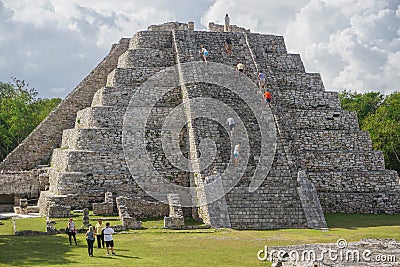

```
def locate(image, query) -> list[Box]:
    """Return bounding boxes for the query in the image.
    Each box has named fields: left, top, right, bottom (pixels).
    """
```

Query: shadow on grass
left=95, top=254, right=141, bottom=259
left=325, top=213, right=400, bottom=229
left=0, top=235, right=75, bottom=266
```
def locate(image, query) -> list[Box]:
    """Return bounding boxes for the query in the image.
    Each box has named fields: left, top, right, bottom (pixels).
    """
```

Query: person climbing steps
left=263, top=90, right=272, bottom=107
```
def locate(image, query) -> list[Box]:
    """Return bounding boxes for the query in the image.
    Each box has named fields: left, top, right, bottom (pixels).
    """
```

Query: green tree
left=339, top=90, right=384, bottom=127
left=0, top=79, right=61, bottom=161
left=362, top=92, right=400, bottom=172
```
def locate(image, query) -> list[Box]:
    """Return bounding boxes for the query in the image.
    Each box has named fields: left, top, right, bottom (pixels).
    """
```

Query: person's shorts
left=229, top=124, right=235, bottom=131
left=226, top=44, right=232, bottom=50
left=259, top=78, right=265, bottom=85
left=105, top=240, right=114, bottom=248
left=204, top=51, right=209, bottom=57
left=238, top=69, right=243, bottom=72
left=234, top=152, right=239, bottom=158
left=265, top=98, right=271, bottom=104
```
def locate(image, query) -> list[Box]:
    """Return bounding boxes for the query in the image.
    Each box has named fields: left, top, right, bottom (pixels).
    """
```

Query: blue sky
left=0, top=0, right=399, bottom=98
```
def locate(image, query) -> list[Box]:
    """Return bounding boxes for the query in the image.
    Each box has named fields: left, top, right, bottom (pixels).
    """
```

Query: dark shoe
left=112, top=252, right=116, bottom=255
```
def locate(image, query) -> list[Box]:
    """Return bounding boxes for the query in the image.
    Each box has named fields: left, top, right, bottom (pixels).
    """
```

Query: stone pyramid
left=1, top=21, right=399, bottom=229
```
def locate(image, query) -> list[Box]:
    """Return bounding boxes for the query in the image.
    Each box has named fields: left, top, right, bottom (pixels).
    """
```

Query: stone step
left=62, top=127, right=188, bottom=152
left=223, top=171, right=306, bottom=229
left=279, top=109, right=359, bottom=130
left=92, top=86, right=135, bottom=107
left=50, top=147, right=189, bottom=180
left=289, top=130, right=372, bottom=151
left=307, top=170, right=400, bottom=193
left=268, top=72, right=325, bottom=91
left=47, top=169, right=143, bottom=196
left=255, top=54, right=305, bottom=73
left=75, top=106, right=126, bottom=129
left=299, top=151, right=385, bottom=172
left=61, top=128, right=122, bottom=151
left=274, top=90, right=341, bottom=110
left=117, top=48, right=175, bottom=68
left=247, top=33, right=287, bottom=54
left=129, top=30, right=173, bottom=50
left=318, top=191, right=400, bottom=214
left=75, top=105, right=185, bottom=129
left=173, top=30, right=258, bottom=79
left=92, top=85, right=183, bottom=108
left=50, top=149, right=129, bottom=173
left=106, top=67, right=168, bottom=87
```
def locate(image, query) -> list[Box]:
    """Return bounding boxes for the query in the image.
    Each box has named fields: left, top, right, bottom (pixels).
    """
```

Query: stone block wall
left=208, top=22, right=250, bottom=33
left=289, top=130, right=372, bottom=151
left=0, top=171, right=39, bottom=197
left=130, top=31, right=173, bottom=49
left=116, top=196, right=169, bottom=219
left=148, top=22, right=192, bottom=31
left=268, top=73, right=325, bottom=91
left=282, top=110, right=359, bottom=130
left=61, top=129, right=122, bottom=151
left=247, top=33, right=287, bottom=54
left=300, top=151, right=385, bottom=172
left=274, top=90, right=341, bottom=110
left=308, top=170, right=400, bottom=193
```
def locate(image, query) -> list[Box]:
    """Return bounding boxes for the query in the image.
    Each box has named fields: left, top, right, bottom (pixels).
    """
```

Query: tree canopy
left=0, top=79, right=61, bottom=161
left=339, top=90, right=400, bottom=173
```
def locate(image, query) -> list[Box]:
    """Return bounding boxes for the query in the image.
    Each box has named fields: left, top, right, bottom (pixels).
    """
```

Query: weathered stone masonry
left=1, top=21, right=399, bottom=229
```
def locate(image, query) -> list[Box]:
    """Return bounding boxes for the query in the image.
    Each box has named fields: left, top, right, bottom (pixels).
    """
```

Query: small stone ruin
left=164, top=194, right=185, bottom=229
left=93, top=192, right=114, bottom=215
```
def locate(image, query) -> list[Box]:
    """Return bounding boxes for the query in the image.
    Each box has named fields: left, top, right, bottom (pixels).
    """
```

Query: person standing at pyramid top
left=224, top=14, right=230, bottom=32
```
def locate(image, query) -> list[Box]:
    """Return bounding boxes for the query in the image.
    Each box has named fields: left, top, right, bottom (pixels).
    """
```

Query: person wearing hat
left=67, top=218, right=77, bottom=245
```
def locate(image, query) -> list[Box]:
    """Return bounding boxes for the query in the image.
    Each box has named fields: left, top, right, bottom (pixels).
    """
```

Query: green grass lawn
left=0, top=213, right=399, bottom=267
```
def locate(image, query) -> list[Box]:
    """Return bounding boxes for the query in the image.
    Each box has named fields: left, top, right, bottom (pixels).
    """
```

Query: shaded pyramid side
left=0, top=38, right=130, bottom=171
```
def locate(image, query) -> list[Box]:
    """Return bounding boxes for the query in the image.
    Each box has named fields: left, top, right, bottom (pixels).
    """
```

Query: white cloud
left=201, top=0, right=310, bottom=34
left=0, top=0, right=175, bottom=98
left=0, top=0, right=399, bottom=98
left=285, top=0, right=400, bottom=93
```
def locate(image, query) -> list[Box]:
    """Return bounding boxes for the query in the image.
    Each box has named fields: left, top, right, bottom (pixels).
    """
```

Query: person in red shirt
left=263, top=91, right=272, bottom=106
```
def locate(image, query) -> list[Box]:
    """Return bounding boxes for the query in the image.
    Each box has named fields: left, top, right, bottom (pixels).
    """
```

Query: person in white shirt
left=103, top=222, right=116, bottom=255
left=200, top=45, right=209, bottom=62
left=67, top=218, right=77, bottom=245
left=226, top=117, right=235, bottom=135
left=234, top=144, right=240, bottom=165
left=224, top=14, right=230, bottom=32
left=236, top=62, right=245, bottom=75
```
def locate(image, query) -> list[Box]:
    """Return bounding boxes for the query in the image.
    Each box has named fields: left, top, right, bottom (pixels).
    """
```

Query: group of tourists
left=66, top=218, right=116, bottom=257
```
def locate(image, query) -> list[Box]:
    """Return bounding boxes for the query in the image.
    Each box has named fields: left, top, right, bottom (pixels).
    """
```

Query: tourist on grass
left=94, top=219, right=105, bottom=248
left=85, top=226, right=95, bottom=257
left=103, top=222, right=116, bottom=255
left=67, top=218, right=77, bottom=245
